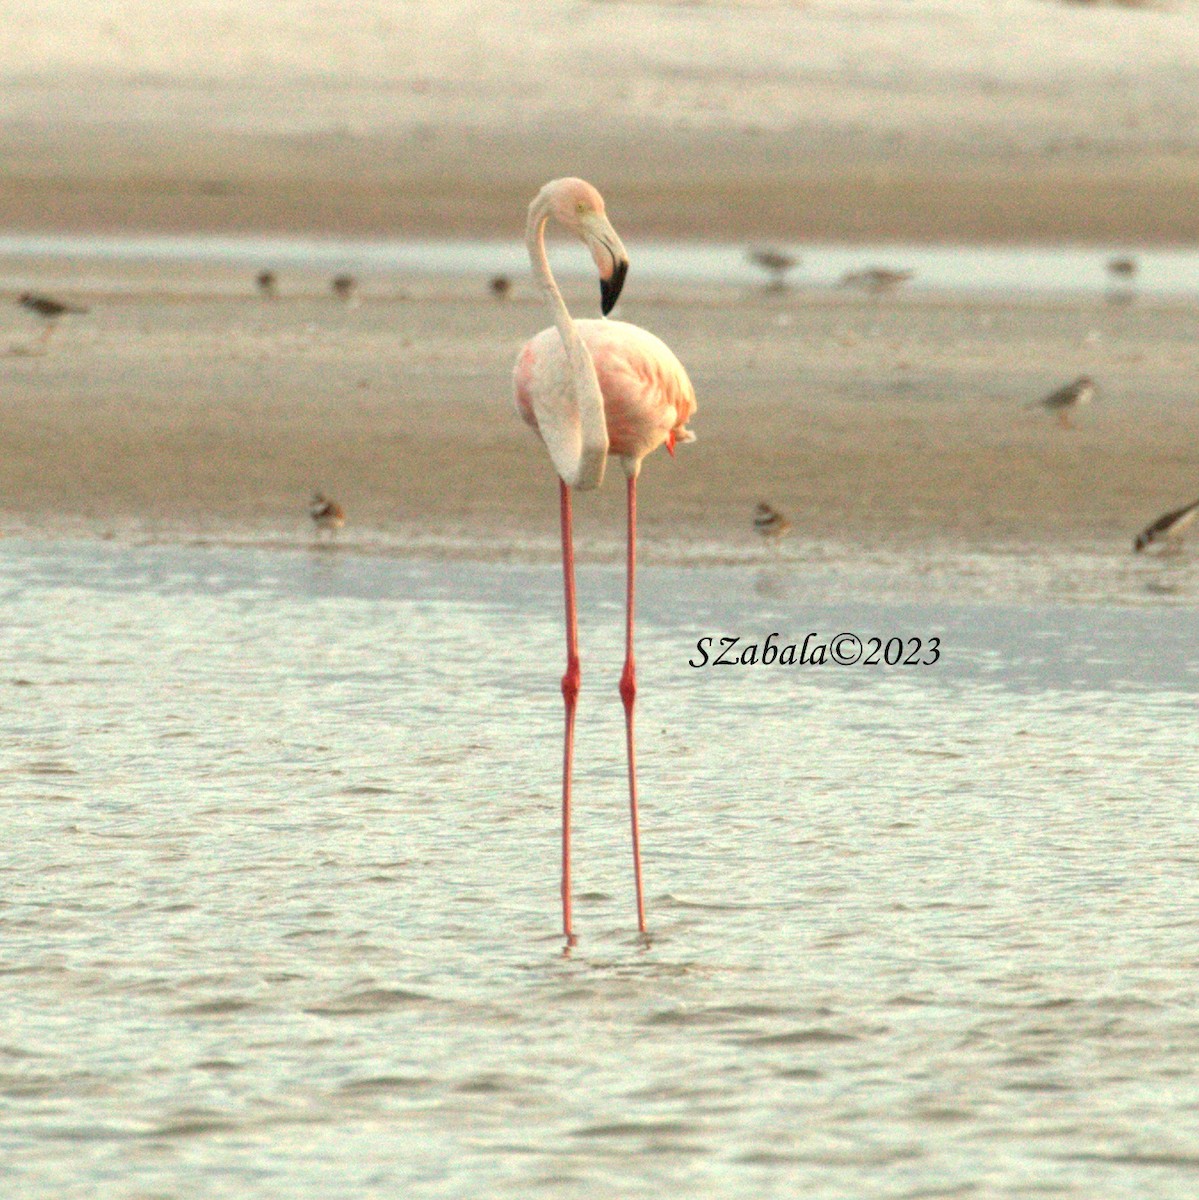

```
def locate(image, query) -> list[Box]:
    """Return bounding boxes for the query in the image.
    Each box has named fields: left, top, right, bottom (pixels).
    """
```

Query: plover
left=19, top=292, right=88, bottom=320
left=17, top=292, right=89, bottom=347
left=748, top=247, right=799, bottom=291
left=1106, top=255, right=1138, bottom=305
left=1134, top=497, right=1199, bottom=554
left=309, top=492, right=346, bottom=539
left=1035, top=376, right=1095, bottom=428
left=839, top=268, right=913, bottom=295
left=753, top=501, right=792, bottom=541
left=256, top=270, right=278, bottom=299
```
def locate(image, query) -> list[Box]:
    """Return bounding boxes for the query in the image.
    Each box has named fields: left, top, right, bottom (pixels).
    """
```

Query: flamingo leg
left=559, top=479, right=580, bottom=945
left=620, top=474, right=647, bottom=934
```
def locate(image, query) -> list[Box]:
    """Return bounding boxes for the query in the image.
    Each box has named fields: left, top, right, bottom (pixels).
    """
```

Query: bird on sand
left=18, top=292, right=88, bottom=320
left=256, top=270, right=278, bottom=299
left=748, top=247, right=799, bottom=291
left=331, top=274, right=358, bottom=304
left=1134, top=497, right=1199, bottom=554
left=1034, top=376, right=1095, bottom=428
left=18, top=292, right=88, bottom=347
left=513, top=178, right=697, bottom=943
left=309, top=492, right=346, bottom=539
left=1105, top=255, right=1138, bottom=306
left=753, top=502, right=791, bottom=541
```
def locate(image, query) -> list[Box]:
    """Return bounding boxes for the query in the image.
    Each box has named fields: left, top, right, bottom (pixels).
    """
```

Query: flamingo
left=513, top=178, right=697, bottom=943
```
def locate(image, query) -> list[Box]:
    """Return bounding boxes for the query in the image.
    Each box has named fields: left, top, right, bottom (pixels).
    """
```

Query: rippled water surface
left=2, top=541, right=1197, bottom=1198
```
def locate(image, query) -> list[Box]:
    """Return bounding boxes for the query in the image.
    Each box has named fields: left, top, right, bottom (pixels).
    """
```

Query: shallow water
left=2, top=540, right=1197, bottom=1198
left=0, top=233, right=1195, bottom=299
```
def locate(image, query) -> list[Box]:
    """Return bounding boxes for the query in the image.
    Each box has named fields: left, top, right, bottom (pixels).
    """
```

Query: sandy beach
left=1, top=274, right=1196, bottom=570
left=2, top=0, right=1199, bottom=578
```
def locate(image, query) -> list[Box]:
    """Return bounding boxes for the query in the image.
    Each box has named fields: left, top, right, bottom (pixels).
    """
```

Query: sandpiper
left=748, top=247, right=799, bottom=291
left=1035, top=376, right=1095, bottom=428
left=17, top=292, right=89, bottom=347
left=19, top=292, right=88, bottom=320
left=1106, top=256, right=1138, bottom=305
left=309, top=492, right=346, bottom=539
left=1134, top=497, right=1199, bottom=554
left=753, top=501, right=792, bottom=541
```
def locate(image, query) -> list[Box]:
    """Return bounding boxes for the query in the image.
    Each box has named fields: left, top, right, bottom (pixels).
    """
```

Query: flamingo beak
left=665, top=429, right=676, bottom=457
left=585, top=214, right=629, bottom=315
left=601, top=257, right=628, bottom=315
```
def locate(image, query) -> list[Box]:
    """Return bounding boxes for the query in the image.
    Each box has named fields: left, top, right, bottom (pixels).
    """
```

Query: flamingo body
left=515, top=319, right=696, bottom=472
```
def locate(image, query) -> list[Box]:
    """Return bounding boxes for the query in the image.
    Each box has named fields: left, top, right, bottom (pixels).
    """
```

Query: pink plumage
left=515, top=319, right=695, bottom=468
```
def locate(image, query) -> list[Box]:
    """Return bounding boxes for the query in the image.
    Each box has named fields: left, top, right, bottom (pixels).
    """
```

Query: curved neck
left=526, top=189, right=609, bottom=491
left=527, top=195, right=587, bottom=373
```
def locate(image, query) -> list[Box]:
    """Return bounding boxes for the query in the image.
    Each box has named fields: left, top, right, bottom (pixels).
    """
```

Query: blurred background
left=2, top=0, right=1198, bottom=243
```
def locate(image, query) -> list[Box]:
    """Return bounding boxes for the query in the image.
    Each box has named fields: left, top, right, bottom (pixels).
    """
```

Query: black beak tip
left=601, top=259, right=629, bottom=316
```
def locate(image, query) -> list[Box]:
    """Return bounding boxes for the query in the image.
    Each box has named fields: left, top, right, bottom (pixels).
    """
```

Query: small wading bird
left=514, top=178, right=696, bottom=943
left=748, top=247, right=799, bottom=291
left=309, top=492, right=346, bottom=540
left=256, top=270, right=278, bottom=299
left=1034, top=375, right=1095, bottom=428
left=1134, top=497, right=1199, bottom=554
left=1106, top=255, right=1138, bottom=306
left=331, top=274, right=358, bottom=304
left=17, top=292, right=88, bottom=347
left=489, top=274, right=512, bottom=300
left=753, top=501, right=791, bottom=541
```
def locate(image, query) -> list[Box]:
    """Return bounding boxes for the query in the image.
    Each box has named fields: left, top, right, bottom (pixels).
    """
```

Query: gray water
left=1, top=233, right=1196, bottom=298
left=2, top=540, right=1197, bottom=1198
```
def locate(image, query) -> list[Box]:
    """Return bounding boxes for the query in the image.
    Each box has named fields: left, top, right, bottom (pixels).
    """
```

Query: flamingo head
left=544, top=178, right=629, bottom=315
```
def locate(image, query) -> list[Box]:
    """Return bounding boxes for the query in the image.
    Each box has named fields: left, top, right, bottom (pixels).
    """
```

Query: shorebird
left=309, top=492, right=346, bottom=539
left=1035, top=376, right=1095, bottom=428
left=331, top=274, right=358, bottom=304
left=839, top=268, right=913, bottom=295
left=513, top=178, right=696, bottom=943
left=1106, top=255, right=1138, bottom=305
left=753, top=501, right=791, bottom=541
left=17, top=292, right=88, bottom=347
left=1134, top=497, right=1199, bottom=554
left=256, top=270, right=278, bottom=299
left=748, top=247, right=799, bottom=291
left=490, top=274, right=512, bottom=299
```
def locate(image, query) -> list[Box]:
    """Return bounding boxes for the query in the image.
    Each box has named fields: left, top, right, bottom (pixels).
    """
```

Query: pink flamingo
left=514, top=178, right=697, bottom=942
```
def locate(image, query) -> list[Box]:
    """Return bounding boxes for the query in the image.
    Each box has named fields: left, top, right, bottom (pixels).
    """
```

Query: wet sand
left=2, top=272, right=1196, bottom=564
